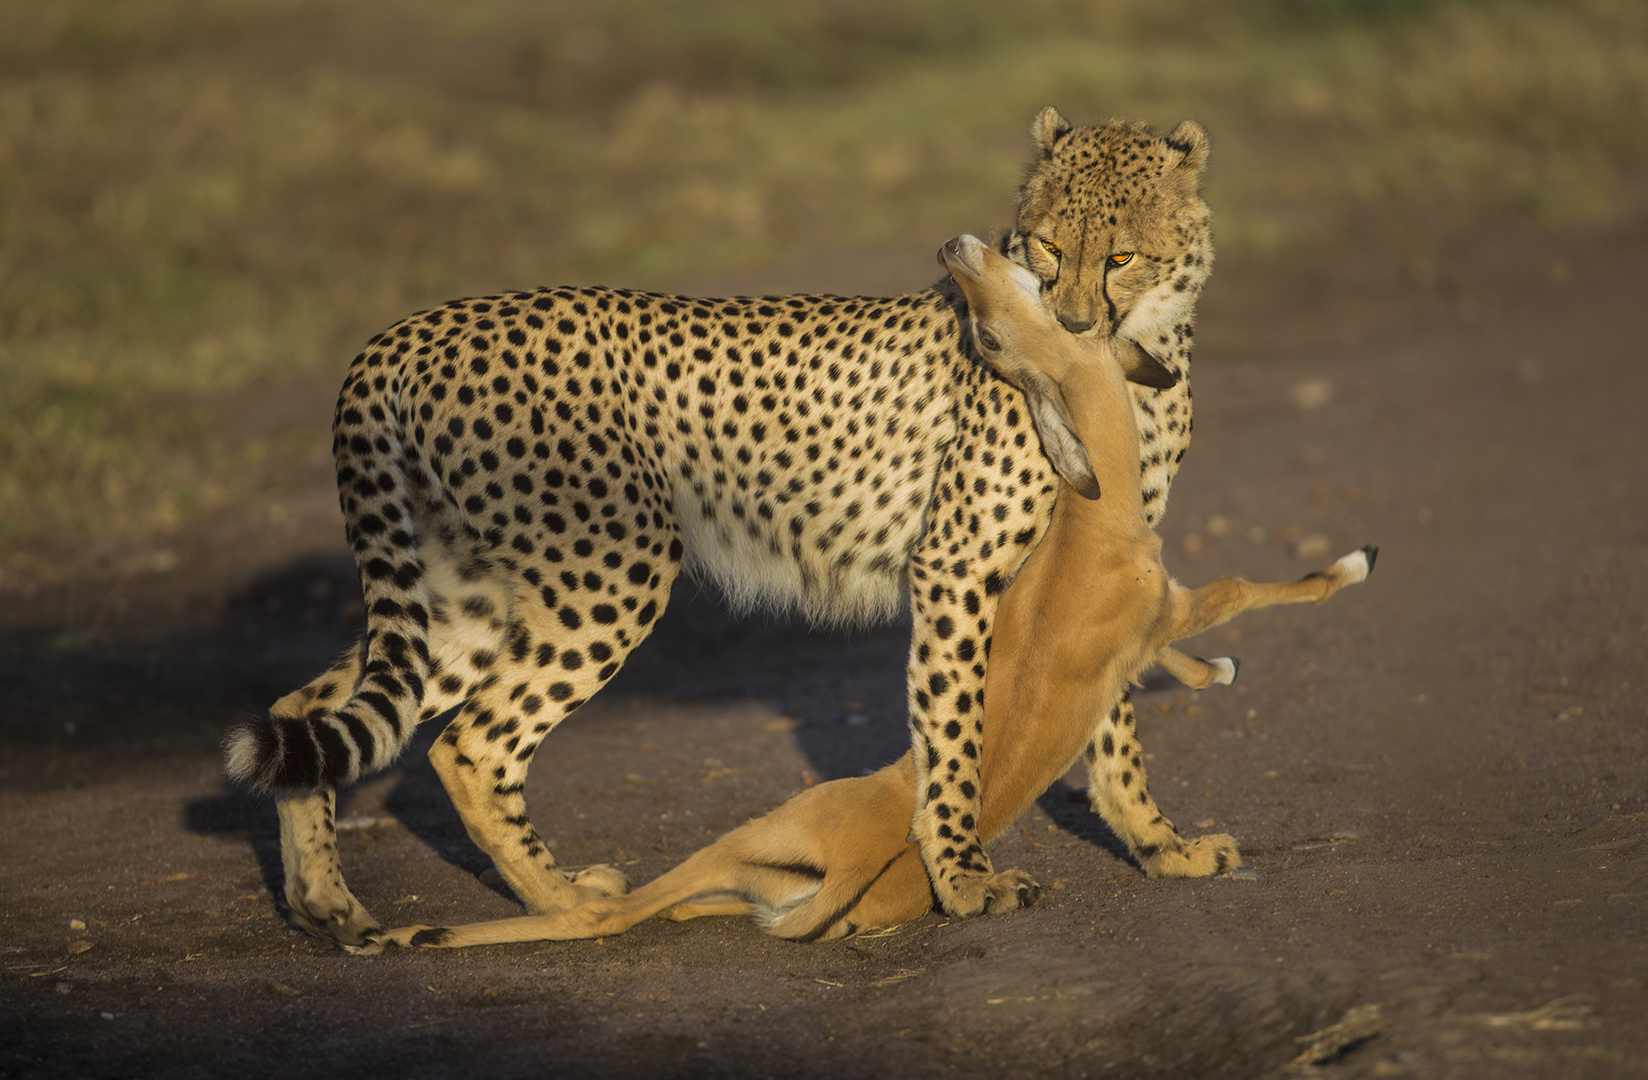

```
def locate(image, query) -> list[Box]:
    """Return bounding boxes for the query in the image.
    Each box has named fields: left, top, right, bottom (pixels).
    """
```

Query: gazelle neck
left=1047, top=342, right=1149, bottom=539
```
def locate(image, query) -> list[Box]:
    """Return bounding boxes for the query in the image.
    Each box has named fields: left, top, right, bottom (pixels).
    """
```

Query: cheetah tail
left=224, top=368, right=433, bottom=792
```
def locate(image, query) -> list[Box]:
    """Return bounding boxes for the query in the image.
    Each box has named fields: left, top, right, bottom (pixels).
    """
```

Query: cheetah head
left=1005, top=108, right=1213, bottom=373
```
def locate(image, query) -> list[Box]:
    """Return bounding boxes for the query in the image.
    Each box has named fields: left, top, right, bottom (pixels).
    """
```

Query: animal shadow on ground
left=182, top=548, right=1148, bottom=919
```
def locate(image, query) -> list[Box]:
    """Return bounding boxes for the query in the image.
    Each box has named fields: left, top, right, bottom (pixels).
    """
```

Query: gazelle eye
left=1038, top=238, right=1062, bottom=258
left=1108, top=252, right=1134, bottom=266
left=977, top=328, right=1001, bottom=351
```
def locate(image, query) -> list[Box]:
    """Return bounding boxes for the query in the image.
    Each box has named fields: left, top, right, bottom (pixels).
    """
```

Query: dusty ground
left=2, top=200, right=1645, bottom=1079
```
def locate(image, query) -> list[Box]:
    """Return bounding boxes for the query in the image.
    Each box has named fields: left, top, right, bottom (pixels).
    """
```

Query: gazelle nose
left=1057, top=314, right=1093, bottom=334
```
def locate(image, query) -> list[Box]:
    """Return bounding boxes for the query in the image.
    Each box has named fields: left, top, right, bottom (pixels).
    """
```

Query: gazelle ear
left=1021, top=370, right=1100, bottom=500
left=1031, top=106, right=1073, bottom=159
left=1119, top=341, right=1179, bottom=389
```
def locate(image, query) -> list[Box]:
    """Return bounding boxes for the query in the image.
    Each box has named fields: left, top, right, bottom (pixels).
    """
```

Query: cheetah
left=224, top=108, right=1217, bottom=947
left=367, top=235, right=1375, bottom=949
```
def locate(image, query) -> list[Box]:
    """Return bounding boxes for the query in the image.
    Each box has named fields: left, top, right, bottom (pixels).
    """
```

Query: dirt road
left=2, top=203, right=1645, bottom=1078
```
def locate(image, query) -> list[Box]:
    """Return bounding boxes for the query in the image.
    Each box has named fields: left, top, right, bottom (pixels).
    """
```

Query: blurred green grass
left=2, top=0, right=1645, bottom=579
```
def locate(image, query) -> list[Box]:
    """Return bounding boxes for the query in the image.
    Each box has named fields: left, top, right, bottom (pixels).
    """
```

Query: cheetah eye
left=976, top=328, right=1001, bottom=351
left=1108, top=252, right=1134, bottom=267
left=1038, top=238, right=1062, bottom=259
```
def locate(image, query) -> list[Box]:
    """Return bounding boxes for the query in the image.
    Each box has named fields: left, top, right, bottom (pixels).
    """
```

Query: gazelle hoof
left=1333, top=546, right=1377, bottom=583
left=1205, top=656, right=1239, bottom=685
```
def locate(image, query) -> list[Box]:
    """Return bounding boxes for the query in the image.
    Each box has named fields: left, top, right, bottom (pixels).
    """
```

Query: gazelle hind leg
left=1082, top=690, right=1241, bottom=878
left=369, top=816, right=834, bottom=950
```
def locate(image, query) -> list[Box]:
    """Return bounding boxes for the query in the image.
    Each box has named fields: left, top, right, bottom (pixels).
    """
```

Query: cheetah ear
left=1021, top=370, right=1101, bottom=500
left=1120, top=340, right=1179, bottom=390
left=1031, top=106, right=1074, bottom=159
left=1164, top=120, right=1210, bottom=177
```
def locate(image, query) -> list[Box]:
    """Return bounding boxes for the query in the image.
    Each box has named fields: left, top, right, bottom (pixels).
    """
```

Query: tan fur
left=370, top=237, right=1374, bottom=950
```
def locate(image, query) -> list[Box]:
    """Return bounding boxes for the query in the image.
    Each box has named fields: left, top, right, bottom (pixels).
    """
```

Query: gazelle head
left=940, top=234, right=1177, bottom=501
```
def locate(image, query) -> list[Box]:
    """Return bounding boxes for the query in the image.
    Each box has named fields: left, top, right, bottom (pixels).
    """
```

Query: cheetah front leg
left=1081, top=689, right=1241, bottom=878
left=903, top=520, right=1049, bottom=915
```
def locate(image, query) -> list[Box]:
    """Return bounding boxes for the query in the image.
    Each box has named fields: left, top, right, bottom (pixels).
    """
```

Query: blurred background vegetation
left=2, top=0, right=1645, bottom=589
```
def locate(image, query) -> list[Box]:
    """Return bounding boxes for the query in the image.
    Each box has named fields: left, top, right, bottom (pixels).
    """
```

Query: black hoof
left=1230, top=657, right=1242, bottom=682
left=1361, top=544, right=1379, bottom=573
left=409, top=927, right=453, bottom=947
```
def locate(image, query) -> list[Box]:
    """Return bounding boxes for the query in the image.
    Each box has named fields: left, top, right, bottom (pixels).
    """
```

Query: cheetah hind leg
left=428, top=709, right=630, bottom=916
left=264, top=643, right=383, bottom=946
left=1081, top=691, right=1241, bottom=879
left=277, top=790, right=383, bottom=947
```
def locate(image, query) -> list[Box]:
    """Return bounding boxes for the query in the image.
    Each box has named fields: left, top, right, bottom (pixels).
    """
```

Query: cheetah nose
left=1057, top=313, right=1094, bottom=334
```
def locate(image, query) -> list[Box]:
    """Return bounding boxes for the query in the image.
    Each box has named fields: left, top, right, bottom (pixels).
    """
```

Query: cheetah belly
left=666, top=435, right=945, bottom=628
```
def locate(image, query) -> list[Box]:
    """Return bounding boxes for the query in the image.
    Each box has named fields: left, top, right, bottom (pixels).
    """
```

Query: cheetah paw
left=569, top=864, right=629, bottom=898
left=501, top=862, right=630, bottom=916
left=936, top=868, right=1042, bottom=918
left=1143, top=833, right=1243, bottom=878
left=520, top=863, right=630, bottom=914
left=285, top=884, right=382, bottom=949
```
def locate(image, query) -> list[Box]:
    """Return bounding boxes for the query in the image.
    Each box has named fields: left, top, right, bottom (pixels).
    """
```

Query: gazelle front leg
left=1154, top=647, right=1238, bottom=690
